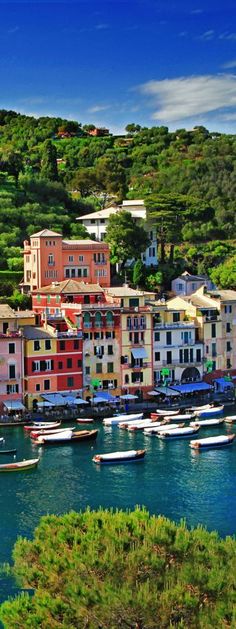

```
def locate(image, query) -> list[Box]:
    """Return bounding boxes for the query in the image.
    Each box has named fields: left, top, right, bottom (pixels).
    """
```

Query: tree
left=40, top=139, right=58, bottom=181
left=132, top=258, right=146, bottom=287
left=70, top=167, right=97, bottom=197
left=1, top=508, right=236, bottom=629
left=209, top=256, right=236, bottom=289
left=105, top=211, right=150, bottom=268
left=125, top=123, right=141, bottom=134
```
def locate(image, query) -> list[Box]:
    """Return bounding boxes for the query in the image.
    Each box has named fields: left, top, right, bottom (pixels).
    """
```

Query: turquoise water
left=0, top=413, right=236, bottom=602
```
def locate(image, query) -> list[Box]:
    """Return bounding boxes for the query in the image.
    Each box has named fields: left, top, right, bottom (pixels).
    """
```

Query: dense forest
left=0, top=110, right=235, bottom=291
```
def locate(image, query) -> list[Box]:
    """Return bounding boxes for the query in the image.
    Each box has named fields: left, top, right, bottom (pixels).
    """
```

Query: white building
left=77, top=200, right=158, bottom=267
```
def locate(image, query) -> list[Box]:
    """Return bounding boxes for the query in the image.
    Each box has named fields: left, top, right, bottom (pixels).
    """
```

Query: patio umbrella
left=147, top=390, right=161, bottom=396
left=73, top=398, right=88, bottom=405
left=120, top=394, right=139, bottom=400
left=93, top=396, right=108, bottom=404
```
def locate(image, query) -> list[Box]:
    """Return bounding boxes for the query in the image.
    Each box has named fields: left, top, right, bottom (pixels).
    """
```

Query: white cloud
left=88, top=104, right=110, bottom=113
left=221, top=59, right=236, bottom=69
left=198, top=30, right=214, bottom=40
left=138, top=74, right=236, bottom=122
left=190, top=8, right=203, bottom=14
left=219, top=32, right=236, bottom=40
left=95, top=23, right=109, bottom=30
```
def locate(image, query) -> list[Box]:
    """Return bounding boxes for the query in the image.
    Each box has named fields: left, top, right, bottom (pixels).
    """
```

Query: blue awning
left=131, top=347, right=148, bottom=359
left=42, top=393, right=68, bottom=406
left=94, top=391, right=118, bottom=402
left=171, top=382, right=213, bottom=394
left=213, top=378, right=234, bottom=391
left=3, top=400, right=25, bottom=411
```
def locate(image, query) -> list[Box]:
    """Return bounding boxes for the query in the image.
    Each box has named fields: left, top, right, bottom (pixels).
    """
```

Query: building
left=77, top=200, right=158, bottom=267
left=87, top=127, right=109, bottom=137
left=22, top=229, right=110, bottom=292
left=0, top=305, right=25, bottom=411
left=171, top=271, right=215, bottom=296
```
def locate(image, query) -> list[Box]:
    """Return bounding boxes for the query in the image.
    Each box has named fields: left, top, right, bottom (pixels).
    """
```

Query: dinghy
left=188, top=403, right=213, bottom=412
left=190, top=434, right=235, bottom=450
left=193, top=405, right=224, bottom=418
left=35, top=429, right=98, bottom=445
left=103, top=413, right=143, bottom=426
left=224, top=416, right=236, bottom=424
left=152, top=409, right=180, bottom=417
left=76, top=418, right=94, bottom=424
left=157, top=426, right=200, bottom=440
left=163, top=413, right=193, bottom=422
left=190, top=418, right=224, bottom=427
left=92, top=449, right=146, bottom=465
left=0, top=458, right=39, bottom=472
left=124, top=420, right=167, bottom=432
left=30, top=427, right=76, bottom=438
left=24, top=421, right=61, bottom=432
left=144, top=423, right=185, bottom=435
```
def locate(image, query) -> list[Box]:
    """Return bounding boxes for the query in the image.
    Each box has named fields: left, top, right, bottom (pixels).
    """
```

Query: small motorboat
left=35, top=429, right=98, bottom=445
left=193, top=405, right=224, bottom=418
left=152, top=409, right=180, bottom=417
left=76, top=418, right=94, bottom=424
left=190, top=434, right=235, bottom=450
left=92, top=449, right=146, bottom=465
left=24, top=422, right=61, bottom=432
left=157, top=426, right=200, bottom=440
left=103, top=413, right=143, bottom=426
left=190, top=418, right=225, bottom=427
left=126, top=420, right=167, bottom=432
left=30, top=427, right=76, bottom=438
left=187, top=403, right=213, bottom=412
left=163, top=413, right=193, bottom=422
left=0, top=449, right=17, bottom=455
left=144, top=423, right=185, bottom=435
left=224, top=416, right=236, bottom=424
left=0, top=458, right=39, bottom=472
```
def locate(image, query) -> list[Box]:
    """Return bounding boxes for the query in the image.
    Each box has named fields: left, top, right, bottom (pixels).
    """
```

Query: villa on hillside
left=172, top=271, right=216, bottom=296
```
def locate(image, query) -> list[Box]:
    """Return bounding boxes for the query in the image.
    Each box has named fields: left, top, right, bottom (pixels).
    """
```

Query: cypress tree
left=40, top=139, right=58, bottom=181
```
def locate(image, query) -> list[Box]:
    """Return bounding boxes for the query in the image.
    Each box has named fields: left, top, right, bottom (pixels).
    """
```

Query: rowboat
left=224, top=416, right=236, bottom=424
left=190, top=434, right=235, bottom=450
left=103, top=413, right=143, bottom=426
left=188, top=403, right=213, bottom=412
left=126, top=420, right=167, bottom=432
left=153, top=409, right=180, bottom=417
left=76, top=418, right=94, bottom=424
left=30, top=427, right=76, bottom=438
left=157, top=426, right=200, bottom=440
left=35, top=429, right=98, bottom=445
left=163, top=413, right=193, bottom=422
left=92, top=449, right=146, bottom=465
left=0, top=449, right=17, bottom=455
left=190, top=418, right=225, bottom=427
left=0, top=458, right=39, bottom=472
left=193, top=405, right=224, bottom=418
left=24, top=422, right=61, bottom=432
left=144, top=422, right=185, bottom=435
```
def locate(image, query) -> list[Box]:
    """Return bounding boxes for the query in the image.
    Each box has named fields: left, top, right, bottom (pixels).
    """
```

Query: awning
left=94, top=391, right=118, bottom=403
left=37, top=401, right=54, bottom=408
left=131, top=347, right=148, bottom=359
left=3, top=400, right=25, bottom=411
left=42, top=393, right=68, bottom=406
left=147, top=390, right=161, bottom=396
left=213, top=378, right=234, bottom=391
left=154, top=386, right=181, bottom=397
left=171, top=382, right=213, bottom=394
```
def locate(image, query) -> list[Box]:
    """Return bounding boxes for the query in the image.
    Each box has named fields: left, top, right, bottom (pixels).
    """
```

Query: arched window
left=106, top=311, right=113, bottom=327
left=83, top=312, right=91, bottom=328
left=94, top=311, right=102, bottom=328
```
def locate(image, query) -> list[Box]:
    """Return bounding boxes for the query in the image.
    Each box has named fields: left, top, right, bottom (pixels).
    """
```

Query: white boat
left=188, top=403, right=213, bottom=412
left=193, top=405, right=224, bottom=418
left=36, top=430, right=73, bottom=442
left=190, top=434, right=235, bottom=450
left=30, top=427, right=76, bottom=438
left=144, top=422, right=184, bottom=435
left=190, top=418, right=224, bottom=427
left=0, top=438, right=4, bottom=443
left=92, top=449, right=146, bottom=464
left=163, top=413, right=193, bottom=421
left=155, top=409, right=180, bottom=416
left=76, top=418, right=94, bottom=424
left=224, top=416, right=236, bottom=424
left=125, top=420, right=167, bottom=432
left=103, top=413, right=143, bottom=426
left=157, top=426, right=200, bottom=440
left=24, top=421, right=61, bottom=432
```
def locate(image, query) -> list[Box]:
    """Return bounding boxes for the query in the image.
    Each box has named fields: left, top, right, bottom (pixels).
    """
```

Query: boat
left=190, top=434, right=235, bottom=450
left=157, top=426, right=200, bottom=440
left=152, top=409, right=180, bottom=417
left=30, top=427, right=76, bottom=438
left=35, top=429, right=98, bottom=445
left=92, top=449, right=146, bottom=465
left=76, top=418, right=94, bottom=424
left=187, top=403, right=213, bottom=412
left=190, top=418, right=225, bottom=427
left=0, top=458, right=39, bottom=472
left=163, top=413, right=193, bottom=422
left=24, top=421, right=61, bottom=432
left=193, top=405, right=224, bottom=418
left=144, top=423, right=185, bottom=435
left=224, top=416, right=236, bottom=424
left=126, top=420, right=167, bottom=432
left=103, top=413, right=143, bottom=426
left=0, top=438, right=4, bottom=443
left=0, top=449, right=17, bottom=455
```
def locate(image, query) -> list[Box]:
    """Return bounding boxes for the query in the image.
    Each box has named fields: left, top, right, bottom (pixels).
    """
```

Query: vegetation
left=1, top=508, right=236, bottom=629
left=105, top=211, right=150, bottom=268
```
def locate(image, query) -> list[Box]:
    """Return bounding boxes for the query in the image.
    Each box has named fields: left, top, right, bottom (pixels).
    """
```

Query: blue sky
left=1, top=0, right=236, bottom=133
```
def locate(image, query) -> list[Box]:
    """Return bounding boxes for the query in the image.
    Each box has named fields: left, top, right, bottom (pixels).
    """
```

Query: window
left=36, top=383, right=40, bottom=392
left=45, top=339, right=51, bottom=350
left=65, top=268, right=70, bottom=278
left=48, top=254, right=54, bottom=266
left=166, top=331, right=172, bottom=345
left=83, top=312, right=91, bottom=328
left=9, top=364, right=16, bottom=379
left=9, top=343, right=15, bottom=354
left=190, top=348, right=193, bottom=362
left=47, top=295, right=51, bottom=304
left=178, top=283, right=183, bottom=291
left=67, top=377, right=74, bottom=387
left=125, top=374, right=129, bottom=384
left=68, top=255, right=74, bottom=262
left=78, top=255, right=84, bottom=262
left=85, top=366, right=90, bottom=375
left=67, top=358, right=72, bottom=368
left=74, top=340, right=79, bottom=349
left=32, top=360, right=40, bottom=372
left=108, top=345, right=113, bottom=355
left=6, top=383, right=19, bottom=394
left=227, top=341, right=231, bottom=351
left=95, top=312, right=102, bottom=327
left=94, top=346, right=104, bottom=357
left=96, top=363, right=103, bottom=374
left=71, top=268, right=76, bottom=278
left=179, top=349, right=183, bottom=363
left=34, top=340, right=40, bottom=351
left=107, top=362, right=114, bottom=373
left=58, top=361, right=63, bottom=369
left=77, top=359, right=82, bottom=367
left=154, top=332, right=160, bottom=342
left=155, top=351, right=160, bottom=361
left=106, top=311, right=113, bottom=327
left=44, top=379, right=50, bottom=391
left=226, top=322, right=231, bottom=333
left=134, top=332, right=139, bottom=344
left=224, top=305, right=232, bottom=314
left=173, top=312, right=180, bottom=322
left=212, top=342, right=217, bottom=357
left=59, top=340, right=65, bottom=350
left=196, top=349, right=201, bottom=362
left=166, top=351, right=172, bottom=364
left=84, top=295, right=90, bottom=304
left=211, top=323, right=216, bottom=338
left=227, top=359, right=231, bottom=369
left=129, top=298, right=139, bottom=308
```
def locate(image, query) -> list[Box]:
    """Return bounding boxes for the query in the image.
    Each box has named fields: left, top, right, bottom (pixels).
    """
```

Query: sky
left=1, top=0, right=236, bottom=133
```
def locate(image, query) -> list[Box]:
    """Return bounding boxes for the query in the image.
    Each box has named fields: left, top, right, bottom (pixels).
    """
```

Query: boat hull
left=190, top=434, right=235, bottom=449
left=93, top=449, right=146, bottom=464
left=0, top=458, right=39, bottom=471
left=35, top=429, right=98, bottom=445
left=194, top=406, right=224, bottom=418
left=103, top=413, right=143, bottom=426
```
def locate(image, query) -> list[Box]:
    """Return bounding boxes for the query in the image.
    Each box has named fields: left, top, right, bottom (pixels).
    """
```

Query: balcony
left=48, top=261, right=55, bottom=267
left=153, top=322, right=196, bottom=330
left=122, top=362, right=151, bottom=369
left=127, top=324, right=146, bottom=331
left=159, top=359, right=202, bottom=367
left=94, top=259, right=107, bottom=265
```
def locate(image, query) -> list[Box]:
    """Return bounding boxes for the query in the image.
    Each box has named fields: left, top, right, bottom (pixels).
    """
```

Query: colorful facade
left=0, top=305, right=24, bottom=409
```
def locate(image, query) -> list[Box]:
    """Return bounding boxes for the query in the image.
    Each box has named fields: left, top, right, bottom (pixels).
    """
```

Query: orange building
left=22, top=229, right=110, bottom=291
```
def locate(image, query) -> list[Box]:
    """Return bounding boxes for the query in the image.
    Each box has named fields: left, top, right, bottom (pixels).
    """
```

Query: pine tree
left=40, top=139, right=58, bottom=181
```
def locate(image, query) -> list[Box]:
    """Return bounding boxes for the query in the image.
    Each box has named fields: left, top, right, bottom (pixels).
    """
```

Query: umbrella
left=37, top=401, right=54, bottom=408
left=147, top=390, right=161, bottom=396
left=93, top=396, right=108, bottom=404
left=120, top=394, right=138, bottom=400
left=73, top=398, right=88, bottom=405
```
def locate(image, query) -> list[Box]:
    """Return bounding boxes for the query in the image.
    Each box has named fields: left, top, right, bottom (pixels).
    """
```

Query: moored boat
left=190, top=434, right=235, bottom=450
left=30, top=427, right=76, bottom=438
left=163, top=413, right=193, bottom=422
left=187, top=403, right=213, bottom=412
left=24, top=421, right=61, bottom=432
left=224, top=416, right=236, bottom=424
left=157, top=426, right=200, bottom=440
left=190, top=418, right=224, bottom=427
left=144, top=422, right=185, bottom=435
left=0, top=438, right=4, bottom=443
left=0, top=458, right=39, bottom=472
left=76, top=418, right=94, bottom=424
left=103, top=413, right=143, bottom=426
left=35, top=429, right=98, bottom=445
left=92, top=449, right=146, bottom=464
left=126, top=419, right=167, bottom=432
left=193, top=405, right=224, bottom=418
left=0, top=449, right=17, bottom=455
left=152, top=409, right=180, bottom=417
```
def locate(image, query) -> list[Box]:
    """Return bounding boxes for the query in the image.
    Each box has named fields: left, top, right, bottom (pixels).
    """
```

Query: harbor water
left=0, top=411, right=236, bottom=602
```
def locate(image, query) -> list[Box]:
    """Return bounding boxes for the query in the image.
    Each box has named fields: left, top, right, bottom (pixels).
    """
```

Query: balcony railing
left=127, top=324, right=146, bottom=330
left=122, top=362, right=151, bottom=369
left=153, top=322, right=196, bottom=329
left=157, top=359, right=203, bottom=367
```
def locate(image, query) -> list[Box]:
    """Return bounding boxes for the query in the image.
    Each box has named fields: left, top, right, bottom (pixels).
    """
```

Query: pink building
left=22, top=229, right=110, bottom=292
left=0, top=305, right=24, bottom=411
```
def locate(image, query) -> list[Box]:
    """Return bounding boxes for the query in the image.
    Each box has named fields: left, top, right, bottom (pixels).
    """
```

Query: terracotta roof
left=62, top=239, right=109, bottom=248
left=30, top=229, right=62, bottom=238
left=34, top=279, right=104, bottom=295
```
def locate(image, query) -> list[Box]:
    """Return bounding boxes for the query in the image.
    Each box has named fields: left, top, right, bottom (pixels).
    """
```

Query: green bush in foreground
left=1, top=508, right=236, bottom=628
